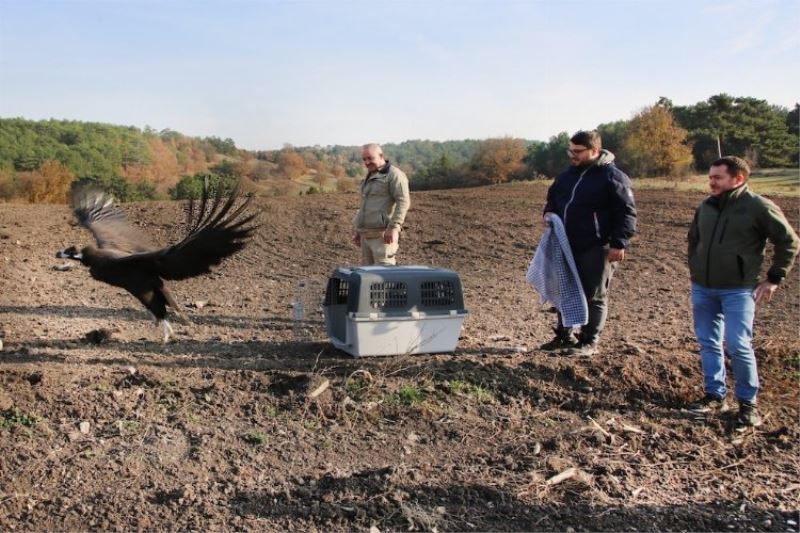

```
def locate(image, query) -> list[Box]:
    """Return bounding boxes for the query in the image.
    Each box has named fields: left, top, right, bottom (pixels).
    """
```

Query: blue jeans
left=691, top=283, right=758, bottom=403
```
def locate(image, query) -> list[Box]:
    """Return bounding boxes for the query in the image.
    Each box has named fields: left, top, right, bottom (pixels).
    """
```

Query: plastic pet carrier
left=323, top=266, right=468, bottom=357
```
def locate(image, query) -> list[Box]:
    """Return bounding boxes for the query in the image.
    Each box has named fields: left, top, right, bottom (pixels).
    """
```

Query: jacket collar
left=573, top=149, right=615, bottom=170
left=366, top=161, right=392, bottom=179
left=707, top=183, right=748, bottom=210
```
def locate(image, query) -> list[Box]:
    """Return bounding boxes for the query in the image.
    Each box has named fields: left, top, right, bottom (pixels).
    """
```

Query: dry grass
left=634, top=169, right=799, bottom=197
left=520, top=168, right=799, bottom=197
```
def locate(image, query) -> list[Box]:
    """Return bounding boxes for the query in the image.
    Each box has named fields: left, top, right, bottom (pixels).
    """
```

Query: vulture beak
left=56, top=247, right=82, bottom=260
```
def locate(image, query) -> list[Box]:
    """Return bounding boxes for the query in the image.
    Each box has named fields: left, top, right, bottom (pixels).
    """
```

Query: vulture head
left=56, top=245, right=84, bottom=262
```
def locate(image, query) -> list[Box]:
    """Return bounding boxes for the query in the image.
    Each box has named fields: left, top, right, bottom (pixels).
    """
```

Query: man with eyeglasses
left=352, top=144, right=411, bottom=265
left=540, top=130, right=637, bottom=356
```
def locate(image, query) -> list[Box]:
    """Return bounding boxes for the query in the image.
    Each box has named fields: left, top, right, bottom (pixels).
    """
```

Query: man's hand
left=753, top=280, right=778, bottom=304
left=352, top=232, right=361, bottom=247
left=383, top=227, right=399, bottom=244
left=608, top=248, right=625, bottom=262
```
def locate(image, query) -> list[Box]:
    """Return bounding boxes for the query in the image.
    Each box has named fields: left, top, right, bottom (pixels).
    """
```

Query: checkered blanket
left=526, top=213, right=588, bottom=327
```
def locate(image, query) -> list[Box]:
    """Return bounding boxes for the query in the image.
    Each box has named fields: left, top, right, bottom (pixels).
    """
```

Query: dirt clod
left=84, top=328, right=113, bottom=345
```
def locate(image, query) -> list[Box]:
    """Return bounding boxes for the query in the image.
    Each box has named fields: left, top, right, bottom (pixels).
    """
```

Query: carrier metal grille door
left=420, top=280, right=455, bottom=306
left=324, top=278, right=349, bottom=305
left=369, top=282, right=407, bottom=309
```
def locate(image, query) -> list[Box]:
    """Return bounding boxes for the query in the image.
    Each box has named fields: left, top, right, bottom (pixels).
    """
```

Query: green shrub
left=72, top=175, right=159, bottom=202
left=169, top=172, right=238, bottom=200
left=0, top=408, right=37, bottom=428
left=243, top=431, right=268, bottom=446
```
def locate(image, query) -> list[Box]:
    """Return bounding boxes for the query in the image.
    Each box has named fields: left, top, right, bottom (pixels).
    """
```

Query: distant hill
left=0, top=117, right=238, bottom=201
left=0, top=117, right=516, bottom=202
left=1, top=95, right=796, bottom=203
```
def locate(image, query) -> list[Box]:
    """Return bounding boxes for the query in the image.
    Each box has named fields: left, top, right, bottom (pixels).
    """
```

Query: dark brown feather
left=71, top=186, right=155, bottom=253
left=111, top=185, right=259, bottom=281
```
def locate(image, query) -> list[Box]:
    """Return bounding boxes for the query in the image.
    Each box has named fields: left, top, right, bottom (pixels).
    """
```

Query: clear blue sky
left=1, top=0, right=797, bottom=150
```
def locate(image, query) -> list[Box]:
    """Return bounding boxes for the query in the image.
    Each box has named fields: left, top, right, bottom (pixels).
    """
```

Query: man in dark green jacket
left=687, top=156, right=799, bottom=428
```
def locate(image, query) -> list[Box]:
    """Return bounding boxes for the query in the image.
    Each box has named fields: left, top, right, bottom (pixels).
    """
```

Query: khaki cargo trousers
left=359, top=229, right=399, bottom=266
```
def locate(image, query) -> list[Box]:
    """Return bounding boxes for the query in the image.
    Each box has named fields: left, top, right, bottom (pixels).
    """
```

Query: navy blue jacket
left=544, top=150, right=637, bottom=255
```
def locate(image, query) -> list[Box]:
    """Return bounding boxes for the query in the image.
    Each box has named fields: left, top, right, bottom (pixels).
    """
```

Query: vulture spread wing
left=116, top=182, right=259, bottom=280
left=72, top=187, right=155, bottom=253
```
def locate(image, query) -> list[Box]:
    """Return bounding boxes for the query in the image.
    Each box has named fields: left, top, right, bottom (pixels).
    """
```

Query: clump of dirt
left=84, top=328, right=113, bottom=344
left=0, top=184, right=798, bottom=531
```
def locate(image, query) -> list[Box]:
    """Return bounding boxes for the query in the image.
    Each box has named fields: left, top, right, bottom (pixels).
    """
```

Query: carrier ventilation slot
left=421, top=280, right=456, bottom=306
left=369, top=281, right=407, bottom=309
left=324, top=278, right=350, bottom=305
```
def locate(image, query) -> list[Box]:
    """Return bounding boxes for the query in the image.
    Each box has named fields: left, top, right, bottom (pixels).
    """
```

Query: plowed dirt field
left=1, top=182, right=798, bottom=531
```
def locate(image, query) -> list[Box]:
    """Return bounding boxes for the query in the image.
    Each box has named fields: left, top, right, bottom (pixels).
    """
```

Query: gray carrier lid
left=324, top=265, right=467, bottom=318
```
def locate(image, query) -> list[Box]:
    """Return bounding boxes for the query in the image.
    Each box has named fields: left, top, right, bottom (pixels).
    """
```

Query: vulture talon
left=160, top=320, right=174, bottom=344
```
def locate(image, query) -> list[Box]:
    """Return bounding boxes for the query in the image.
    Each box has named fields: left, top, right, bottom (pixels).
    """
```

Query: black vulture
left=56, top=181, right=259, bottom=342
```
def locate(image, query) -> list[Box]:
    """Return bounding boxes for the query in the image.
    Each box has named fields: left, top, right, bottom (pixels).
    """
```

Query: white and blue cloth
left=526, top=213, right=588, bottom=328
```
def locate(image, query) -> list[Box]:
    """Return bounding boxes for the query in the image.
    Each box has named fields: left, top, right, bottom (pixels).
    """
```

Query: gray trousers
left=558, top=245, right=617, bottom=344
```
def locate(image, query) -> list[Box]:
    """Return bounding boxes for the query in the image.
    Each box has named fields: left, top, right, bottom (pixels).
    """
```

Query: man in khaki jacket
left=351, top=144, right=411, bottom=265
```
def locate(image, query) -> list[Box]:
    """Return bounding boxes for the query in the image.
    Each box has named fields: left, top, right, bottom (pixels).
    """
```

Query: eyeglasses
left=566, top=147, right=590, bottom=156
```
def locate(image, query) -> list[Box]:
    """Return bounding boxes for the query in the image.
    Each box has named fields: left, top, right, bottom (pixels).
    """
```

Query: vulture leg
left=159, top=320, right=174, bottom=343
left=161, top=285, right=189, bottom=325
left=139, top=287, right=176, bottom=341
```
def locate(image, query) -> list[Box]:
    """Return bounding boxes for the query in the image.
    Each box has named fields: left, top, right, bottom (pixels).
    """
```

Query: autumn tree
left=336, top=176, right=358, bottom=193
left=621, top=102, right=694, bottom=177
left=331, top=161, right=346, bottom=179
left=0, top=168, right=17, bottom=200
left=19, top=161, right=75, bottom=203
left=470, top=137, right=526, bottom=185
left=277, top=146, right=307, bottom=180
left=312, top=170, right=330, bottom=190
left=247, top=159, right=275, bottom=181
left=145, top=136, right=181, bottom=188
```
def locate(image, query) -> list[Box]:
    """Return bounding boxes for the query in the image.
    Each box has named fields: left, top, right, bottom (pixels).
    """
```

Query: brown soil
left=0, top=183, right=798, bottom=532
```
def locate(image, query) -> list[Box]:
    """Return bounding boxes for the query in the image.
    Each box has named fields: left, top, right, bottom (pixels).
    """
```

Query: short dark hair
left=570, top=130, right=602, bottom=150
left=712, top=156, right=750, bottom=180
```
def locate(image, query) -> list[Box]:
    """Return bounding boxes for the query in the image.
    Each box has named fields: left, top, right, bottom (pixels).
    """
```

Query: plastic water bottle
left=292, top=300, right=305, bottom=322
left=292, top=281, right=306, bottom=339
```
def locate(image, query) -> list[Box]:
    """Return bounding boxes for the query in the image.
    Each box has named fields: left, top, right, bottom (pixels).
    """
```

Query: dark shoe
left=736, top=401, right=763, bottom=428
left=564, top=342, right=598, bottom=357
left=540, top=328, right=579, bottom=352
left=687, top=394, right=729, bottom=414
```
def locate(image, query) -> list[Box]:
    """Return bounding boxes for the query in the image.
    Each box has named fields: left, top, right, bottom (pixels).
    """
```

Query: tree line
left=0, top=118, right=241, bottom=202
left=0, top=94, right=796, bottom=203
left=257, top=95, right=797, bottom=191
